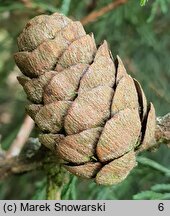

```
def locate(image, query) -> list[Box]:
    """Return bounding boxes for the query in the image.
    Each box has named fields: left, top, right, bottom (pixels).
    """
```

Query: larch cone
left=14, top=13, right=156, bottom=185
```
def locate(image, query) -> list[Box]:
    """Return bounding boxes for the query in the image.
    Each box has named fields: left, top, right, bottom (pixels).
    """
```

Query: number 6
left=158, top=203, right=164, bottom=211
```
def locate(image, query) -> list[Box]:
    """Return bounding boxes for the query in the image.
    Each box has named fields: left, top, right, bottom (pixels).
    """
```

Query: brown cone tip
left=14, top=13, right=156, bottom=185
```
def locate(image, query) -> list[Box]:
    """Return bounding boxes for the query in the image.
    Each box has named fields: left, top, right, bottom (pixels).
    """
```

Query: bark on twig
left=6, top=115, right=34, bottom=158
left=0, top=138, right=45, bottom=180
left=81, top=0, right=128, bottom=25
left=0, top=154, right=42, bottom=180
left=46, top=165, right=69, bottom=200
left=155, top=113, right=170, bottom=147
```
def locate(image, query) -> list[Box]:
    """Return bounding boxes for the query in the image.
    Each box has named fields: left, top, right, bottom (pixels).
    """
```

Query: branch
left=6, top=115, right=34, bottom=158
left=0, top=152, right=42, bottom=180
left=155, top=113, right=170, bottom=147
left=81, top=0, right=128, bottom=25
left=0, top=138, right=46, bottom=180
left=19, top=0, right=33, bottom=8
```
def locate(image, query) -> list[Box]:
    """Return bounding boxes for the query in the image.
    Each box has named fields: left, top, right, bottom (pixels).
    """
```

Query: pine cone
left=14, top=13, right=156, bottom=185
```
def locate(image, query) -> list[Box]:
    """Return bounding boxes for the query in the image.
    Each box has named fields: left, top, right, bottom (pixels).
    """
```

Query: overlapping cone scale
left=14, top=13, right=156, bottom=185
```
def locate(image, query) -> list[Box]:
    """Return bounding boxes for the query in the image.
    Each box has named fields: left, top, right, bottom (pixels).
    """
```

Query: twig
left=19, top=0, right=33, bottom=8
left=0, top=154, right=42, bottom=180
left=156, top=113, right=170, bottom=147
left=81, top=0, right=128, bottom=25
left=6, top=115, right=34, bottom=159
left=0, top=143, right=55, bottom=181
left=46, top=165, right=69, bottom=200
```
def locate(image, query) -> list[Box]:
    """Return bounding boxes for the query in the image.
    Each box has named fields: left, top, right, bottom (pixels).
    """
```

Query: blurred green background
left=0, top=0, right=170, bottom=200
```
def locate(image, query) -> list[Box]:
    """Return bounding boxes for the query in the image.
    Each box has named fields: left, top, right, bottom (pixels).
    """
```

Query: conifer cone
left=14, top=13, right=156, bottom=185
